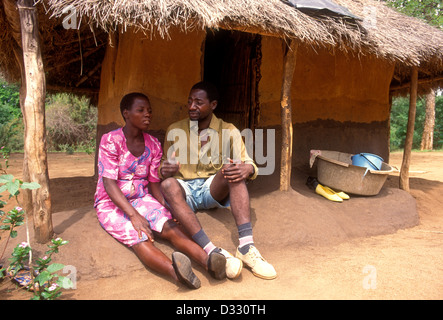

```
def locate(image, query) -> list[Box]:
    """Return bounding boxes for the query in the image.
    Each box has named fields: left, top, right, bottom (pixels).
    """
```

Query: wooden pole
left=399, top=67, right=418, bottom=192
left=2, top=0, right=33, bottom=215
left=18, top=0, right=53, bottom=243
left=279, top=40, right=298, bottom=191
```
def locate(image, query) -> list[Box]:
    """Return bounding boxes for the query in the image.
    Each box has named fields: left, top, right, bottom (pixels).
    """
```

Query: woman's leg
left=131, top=240, right=179, bottom=281
left=159, top=220, right=209, bottom=270
left=132, top=230, right=201, bottom=289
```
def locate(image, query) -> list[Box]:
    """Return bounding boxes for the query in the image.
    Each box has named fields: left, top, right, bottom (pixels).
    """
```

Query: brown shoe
left=207, top=249, right=227, bottom=280
left=172, top=252, right=201, bottom=289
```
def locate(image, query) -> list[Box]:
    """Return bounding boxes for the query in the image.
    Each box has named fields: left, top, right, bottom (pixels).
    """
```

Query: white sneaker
left=235, top=246, right=277, bottom=280
left=219, top=248, right=243, bottom=279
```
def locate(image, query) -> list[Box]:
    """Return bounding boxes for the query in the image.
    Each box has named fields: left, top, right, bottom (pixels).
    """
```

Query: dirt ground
left=1, top=151, right=442, bottom=300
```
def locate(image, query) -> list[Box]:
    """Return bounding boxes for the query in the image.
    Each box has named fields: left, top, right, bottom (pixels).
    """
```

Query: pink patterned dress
left=94, top=128, right=172, bottom=247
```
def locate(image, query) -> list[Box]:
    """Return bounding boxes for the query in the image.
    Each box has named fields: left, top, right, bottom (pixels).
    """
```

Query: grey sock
left=238, top=222, right=254, bottom=255
left=192, top=229, right=217, bottom=254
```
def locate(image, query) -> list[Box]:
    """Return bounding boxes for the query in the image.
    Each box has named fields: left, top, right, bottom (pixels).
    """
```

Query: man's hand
left=221, top=158, right=254, bottom=183
left=161, top=151, right=180, bottom=178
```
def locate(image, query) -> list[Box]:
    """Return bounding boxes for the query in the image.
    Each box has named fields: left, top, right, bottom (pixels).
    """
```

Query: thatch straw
left=337, top=0, right=442, bottom=72
left=43, top=0, right=442, bottom=69
left=0, top=0, right=107, bottom=92
left=0, top=0, right=441, bottom=91
left=44, top=0, right=365, bottom=50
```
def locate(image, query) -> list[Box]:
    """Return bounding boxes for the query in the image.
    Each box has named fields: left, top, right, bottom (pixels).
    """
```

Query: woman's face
left=124, top=97, right=152, bottom=130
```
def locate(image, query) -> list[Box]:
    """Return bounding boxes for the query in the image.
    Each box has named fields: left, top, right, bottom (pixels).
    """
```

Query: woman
left=94, top=92, right=225, bottom=289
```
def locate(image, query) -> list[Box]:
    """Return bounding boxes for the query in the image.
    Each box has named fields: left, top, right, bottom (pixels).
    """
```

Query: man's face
left=187, top=89, right=217, bottom=122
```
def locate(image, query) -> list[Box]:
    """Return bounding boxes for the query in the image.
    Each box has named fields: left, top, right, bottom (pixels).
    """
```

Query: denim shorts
left=177, top=175, right=230, bottom=212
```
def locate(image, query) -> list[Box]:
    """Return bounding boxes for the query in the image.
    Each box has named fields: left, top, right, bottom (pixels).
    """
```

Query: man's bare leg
left=210, top=171, right=277, bottom=280
left=160, top=177, right=227, bottom=279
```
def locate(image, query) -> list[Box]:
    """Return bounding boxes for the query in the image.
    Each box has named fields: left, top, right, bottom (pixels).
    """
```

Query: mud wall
left=259, top=37, right=395, bottom=169
left=96, top=30, right=395, bottom=172
left=97, top=27, right=205, bottom=141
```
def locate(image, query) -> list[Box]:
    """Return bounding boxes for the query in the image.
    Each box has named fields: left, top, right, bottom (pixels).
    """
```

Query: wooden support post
left=18, top=0, right=53, bottom=243
left=399, top=67, right=418, bottom=192
left=279, top=40, right=298, bottom=191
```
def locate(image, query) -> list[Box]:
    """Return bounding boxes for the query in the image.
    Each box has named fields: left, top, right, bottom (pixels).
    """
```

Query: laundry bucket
left=351, top=153, right=383, bottom=170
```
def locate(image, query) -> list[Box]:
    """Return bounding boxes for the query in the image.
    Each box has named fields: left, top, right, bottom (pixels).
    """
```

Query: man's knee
left=160, top=178, right=183, bottom=199
left=160, top=177, right=176, bottom=191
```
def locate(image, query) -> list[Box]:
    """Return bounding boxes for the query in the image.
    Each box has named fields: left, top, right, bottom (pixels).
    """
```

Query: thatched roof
left=0, top=0, right=442, bottom=94
left=0, top=0, right=107, bottom=97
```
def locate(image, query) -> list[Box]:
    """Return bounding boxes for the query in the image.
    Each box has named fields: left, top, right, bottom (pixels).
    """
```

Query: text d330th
left=176, top=304, right=266, bottom=316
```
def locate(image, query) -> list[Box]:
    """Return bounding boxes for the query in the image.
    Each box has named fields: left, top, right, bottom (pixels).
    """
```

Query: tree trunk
left=399, top=67, right=418, bottom=192
left=18, top=0, right=53, bottom=243
left=420, top=88, right=435, bottom=150
left=279, top=40, right=298, bottom=191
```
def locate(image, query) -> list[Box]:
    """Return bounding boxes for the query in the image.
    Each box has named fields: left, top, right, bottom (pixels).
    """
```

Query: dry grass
left=0, top=0, right=442, bottom=91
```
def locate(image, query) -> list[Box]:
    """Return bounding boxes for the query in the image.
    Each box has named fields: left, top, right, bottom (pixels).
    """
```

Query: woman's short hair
left=120, top=92, right=150, bottom=119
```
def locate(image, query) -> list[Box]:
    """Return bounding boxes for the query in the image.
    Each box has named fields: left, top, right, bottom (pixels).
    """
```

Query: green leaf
left=34, top=270, right=51, bottom=285
left=57, top=276, right=73, bottom=289
left=21, top=182, right=41, bottom=190
left=47, top=263, right=65, bottom=274
left=6, top=180, right=19, bottom=196
left=0, top=174, right=13, bottom=183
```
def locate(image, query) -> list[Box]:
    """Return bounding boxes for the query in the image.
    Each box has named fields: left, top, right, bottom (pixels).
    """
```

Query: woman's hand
left=103, top=177, right=154, bottom=242
left=129, top=213, right=154, bottom=242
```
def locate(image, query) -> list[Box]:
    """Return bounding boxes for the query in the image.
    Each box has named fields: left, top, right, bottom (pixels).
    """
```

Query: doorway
left=203, top=29, right=262, bottom=130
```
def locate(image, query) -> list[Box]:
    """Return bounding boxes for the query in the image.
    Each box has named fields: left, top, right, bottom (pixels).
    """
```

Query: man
left=159, top=81, right=276, bottom=280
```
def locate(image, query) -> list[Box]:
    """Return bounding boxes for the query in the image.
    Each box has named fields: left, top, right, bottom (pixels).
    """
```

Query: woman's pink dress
left=94, top=128, right=172, bottom=247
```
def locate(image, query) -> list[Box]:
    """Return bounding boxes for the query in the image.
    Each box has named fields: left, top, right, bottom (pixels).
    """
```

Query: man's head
left=187, top=81, right=219, bottom=122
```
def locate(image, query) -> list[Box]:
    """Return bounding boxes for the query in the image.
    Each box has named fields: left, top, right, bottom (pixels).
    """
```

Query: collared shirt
left=159, top=114, right=258, bottom=181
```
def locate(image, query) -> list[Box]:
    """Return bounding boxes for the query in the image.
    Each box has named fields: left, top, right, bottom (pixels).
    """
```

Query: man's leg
left=210, top=171, right=254, bottom=253
left=160, top=177, right=226, bottom=279
left=160, top=178, right=200, bottom=234
left=210, top=171, right=277, bottom=280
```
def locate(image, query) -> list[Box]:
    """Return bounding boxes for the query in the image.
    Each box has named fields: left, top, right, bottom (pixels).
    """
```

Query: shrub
left=390, top=94, right=443, bottom=150
left=0, top=81, right=23, bottom=152
left=45, top=93, right=97, bottom=153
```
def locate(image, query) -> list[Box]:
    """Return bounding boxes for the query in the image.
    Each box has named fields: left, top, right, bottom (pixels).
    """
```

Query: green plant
left=0, top=80, right=23, bottom=152
left=390, top=95, right=443, bottom=150
left=0, top=206, right=24, bottom=257
left=0, top=79, right=97, bottom=153
left=0, top=147, right=72, bottom=300
left=45, top=92, right=97, bottom=152
left=6, top=238, right=70, bottom=300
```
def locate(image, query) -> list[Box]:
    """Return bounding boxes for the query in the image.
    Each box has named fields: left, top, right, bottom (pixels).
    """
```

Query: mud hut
left=0, top=0, right=442, bottom=239
left=44, top=0, right=443, bottom=165
left=1, top=0, right=442, bottom=161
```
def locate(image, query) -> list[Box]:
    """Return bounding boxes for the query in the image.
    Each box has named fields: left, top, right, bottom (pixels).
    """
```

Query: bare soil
left=1, top=151, right=442, bottom=300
